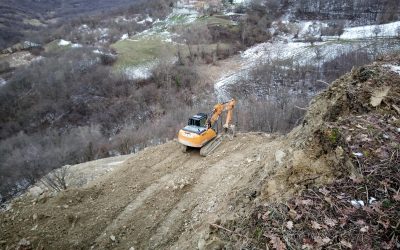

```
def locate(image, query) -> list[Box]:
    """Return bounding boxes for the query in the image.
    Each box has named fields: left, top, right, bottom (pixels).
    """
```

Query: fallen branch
left=209, top=223, right=249, bottom=240
left=317, top=80, right=330, bottom=86
left=294, top=105, right=307, bottom=111
left=295, top=175, right=320, bottom=185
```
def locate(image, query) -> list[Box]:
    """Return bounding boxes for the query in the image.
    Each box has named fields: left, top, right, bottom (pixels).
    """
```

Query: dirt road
left=1, top=133, right=285, bottom=249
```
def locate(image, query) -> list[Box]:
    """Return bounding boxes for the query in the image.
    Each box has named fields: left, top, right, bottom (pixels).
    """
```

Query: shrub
left=0, top=61, right=11, bottom=74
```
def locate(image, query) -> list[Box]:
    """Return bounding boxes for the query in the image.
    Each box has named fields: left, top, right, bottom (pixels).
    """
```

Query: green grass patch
left=196, top=15, right=234, bottom=27
left=111, top=38, right=176, bottom=68
left=326, top=39, right=359, bottom=45
left=168, top=14, right=190, bottom=23
left=44, top=40, right=72, bottom=53
left=23, top=18, right=45, bottom=27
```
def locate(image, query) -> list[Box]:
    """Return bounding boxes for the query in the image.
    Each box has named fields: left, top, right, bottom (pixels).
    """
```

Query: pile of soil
left=214, top=56, right=400, bottom=249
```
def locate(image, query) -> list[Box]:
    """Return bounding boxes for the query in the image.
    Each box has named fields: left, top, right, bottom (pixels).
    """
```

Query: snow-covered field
left=214, top=21, right=400, bottom=100
left=132, top=8, right=198, bottom=41
left=341, top=21, right=400, bottom=40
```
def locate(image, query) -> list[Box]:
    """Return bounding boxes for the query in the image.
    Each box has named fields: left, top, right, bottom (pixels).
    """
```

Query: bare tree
left=304, top=34, right=319, bottom=46
left=40, top=165, right=70, bottom=192
left=396, top=25, right=400, bottom=39
left=336, top=21, right=345, bottom=39
left=373, top=25, right=381, bottom=38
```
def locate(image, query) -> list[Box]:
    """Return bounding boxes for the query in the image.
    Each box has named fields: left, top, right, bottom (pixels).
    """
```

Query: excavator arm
left=207, top=99, right=236, bottom=129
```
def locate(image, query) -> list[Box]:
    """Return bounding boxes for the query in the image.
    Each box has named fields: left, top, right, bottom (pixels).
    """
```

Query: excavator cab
left=187, top=113, right=207, bottom=128
left=181, top=113, right=208, bottom=135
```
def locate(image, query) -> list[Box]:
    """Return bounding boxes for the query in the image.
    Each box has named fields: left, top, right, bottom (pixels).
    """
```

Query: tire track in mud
left=117, top=137, right=272, bottom=250
left=95, top=144, right=211, bottom=247
left=93, top=144, right=205, bottom=248
left=0, top=134, right=277, bottom=250
left=169, top=136, right=280, bottom=249
left=147, top=149, right=250, bottom=249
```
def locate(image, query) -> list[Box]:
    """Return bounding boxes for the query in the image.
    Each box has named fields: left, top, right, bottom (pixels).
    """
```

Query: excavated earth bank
left=1, top=56, right=400, bottom=249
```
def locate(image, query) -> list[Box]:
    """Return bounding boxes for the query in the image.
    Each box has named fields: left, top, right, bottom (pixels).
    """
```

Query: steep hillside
left=213, top=55, right=400, bottom=249
left=1, top=57, right=399, bottom=249
left=292, top=0, right=399, bottom=25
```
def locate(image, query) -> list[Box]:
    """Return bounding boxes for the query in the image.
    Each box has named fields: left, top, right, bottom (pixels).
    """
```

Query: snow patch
left=58, top=39, right=82, bottom=48
left=138, top=15, right=154, bottom=24
left=79, top=24, right=89, bottom=31
left=0, top=78, right=6, bottom=87
left=32, top=56, right=44, bottom=62
left=58, top=39, right=71, bottom=46
left=224, top=12, right=245, bottom=16
left=145, top=16, right=153, bottom=23
left=115, top=16, right=140, bottom=23
left=298, top=21, right=327, bottom=38
left=384, top=64, right=400, bottom=74
left=121, top=33, right=129, bottom=40
left=368, top=197, right=377, bottom=204
left=164, top=38, right=173, bottom=43
left=351, top=200, right=365, bottom=208
left=92, top=49, right=115, bottom=59
left=215, top=73, right=241, bottom=101
left=233, top=0, right=250, bottom=5
left=352, top=152, right=364, bottom=157
left=341, top=21, right=400, bottom=39
left=124, top=62, right=157, bottom=80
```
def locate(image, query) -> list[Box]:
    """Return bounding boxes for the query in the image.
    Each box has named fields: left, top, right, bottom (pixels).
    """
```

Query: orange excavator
left=178, top=99, right=236, bottom=156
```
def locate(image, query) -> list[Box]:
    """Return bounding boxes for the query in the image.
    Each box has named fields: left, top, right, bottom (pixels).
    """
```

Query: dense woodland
left=0, top=0, right=176, bottom=49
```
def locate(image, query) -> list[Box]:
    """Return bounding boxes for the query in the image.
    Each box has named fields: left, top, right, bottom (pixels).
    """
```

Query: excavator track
left=199, top=135, right=223, bottom=156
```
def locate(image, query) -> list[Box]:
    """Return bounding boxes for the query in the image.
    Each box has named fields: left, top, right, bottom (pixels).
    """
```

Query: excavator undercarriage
left=199, top=124, right=235, bottom=156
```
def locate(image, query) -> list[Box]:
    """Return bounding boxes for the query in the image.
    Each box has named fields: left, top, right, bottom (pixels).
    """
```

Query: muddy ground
left=1, top=133, right=291, bottom=249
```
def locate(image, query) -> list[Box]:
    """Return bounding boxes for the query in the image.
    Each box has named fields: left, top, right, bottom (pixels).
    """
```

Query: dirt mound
left=213, top=57, right=400, bottom=249
left=262, top=56, right=400, bottom=200
left=302, top=56, right=400, bottom=132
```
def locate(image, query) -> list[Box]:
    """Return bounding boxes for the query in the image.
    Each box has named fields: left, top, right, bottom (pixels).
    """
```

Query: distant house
left=176, top=0, right=223, bottom=14
left=198, top=0, right=223, bottom=13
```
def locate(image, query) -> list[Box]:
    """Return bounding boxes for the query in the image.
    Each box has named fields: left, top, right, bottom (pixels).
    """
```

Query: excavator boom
left=207, top=99, right=236, bottom=128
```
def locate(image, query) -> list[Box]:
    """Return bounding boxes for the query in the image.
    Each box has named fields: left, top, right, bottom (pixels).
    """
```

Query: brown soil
left=0, top=133, right=279, bottom=249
